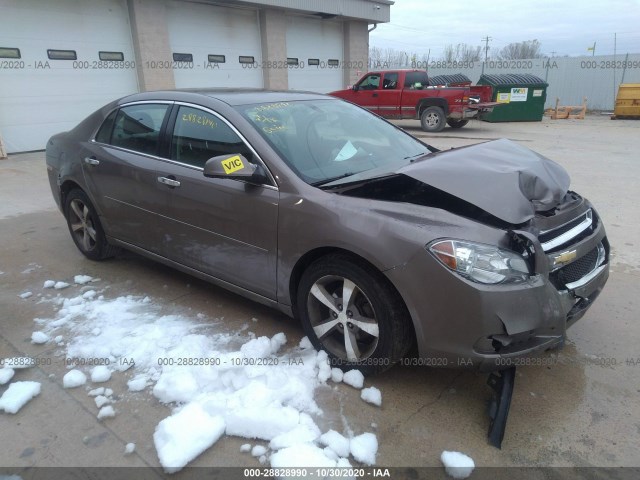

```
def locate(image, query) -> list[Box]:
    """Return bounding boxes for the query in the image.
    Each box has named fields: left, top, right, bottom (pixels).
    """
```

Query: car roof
left=119, top=89, right=331, bottom=106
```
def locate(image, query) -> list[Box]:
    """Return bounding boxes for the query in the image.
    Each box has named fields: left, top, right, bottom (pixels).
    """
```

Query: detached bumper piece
left=486, top=367, right=516, bottom=448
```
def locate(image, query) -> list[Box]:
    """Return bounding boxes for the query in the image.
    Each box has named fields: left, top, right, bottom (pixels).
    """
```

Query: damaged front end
left=330, top=139, right=609, bottom=448
left=330, top=139, right=609, bottom=369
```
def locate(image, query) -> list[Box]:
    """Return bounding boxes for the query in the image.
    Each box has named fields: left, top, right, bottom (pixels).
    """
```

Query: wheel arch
left=416, top=98, right=448, bottom=117
left=288, top=247, right=417, bottom=349
left=60, top=180, right=84, bottom=210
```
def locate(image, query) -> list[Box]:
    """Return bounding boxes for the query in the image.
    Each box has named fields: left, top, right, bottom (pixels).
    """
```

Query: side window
left=382, top=72, right=399, bottom=89
left=171, top=106, right=251, bottom=168
left=111, top=104, right=169, bottom=156
left=95, top=110, right=117, bottom=144
left=357, top=74, right=380, bottom=90
left=404, top=71, right=429, bottom=89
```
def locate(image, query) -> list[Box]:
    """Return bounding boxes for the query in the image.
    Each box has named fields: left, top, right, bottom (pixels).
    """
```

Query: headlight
left=428, top=239, right=530, bottom=285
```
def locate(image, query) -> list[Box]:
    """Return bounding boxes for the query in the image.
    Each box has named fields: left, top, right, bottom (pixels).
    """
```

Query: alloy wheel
left=307, top=275, right=379, bottom=361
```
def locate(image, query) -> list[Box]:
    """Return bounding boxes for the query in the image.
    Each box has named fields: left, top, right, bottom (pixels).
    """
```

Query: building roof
left=225, top=0, right=392, bottom=22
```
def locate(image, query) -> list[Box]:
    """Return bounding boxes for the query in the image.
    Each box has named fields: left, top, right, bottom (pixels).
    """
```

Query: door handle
left=157, top=176, right=181, bottom=188
left=372, top=93, right=378, bottom=97
left=84, top=157, right=100, bottom=166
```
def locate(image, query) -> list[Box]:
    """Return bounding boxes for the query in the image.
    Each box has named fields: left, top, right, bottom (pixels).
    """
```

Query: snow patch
left=97, top=405, right=116, bottom=419
left=31, top=331, right=49, bottom=344
left=94, top=395, right=111, bottom=408
left=154, top=403, right=226, bottom=473
left=124, top=443, right=136, bottom=455
left=127, top=375, right=148, bottom=392
left=0, top=381, right=41, bottom=414
left=88, top=387, right=105, bottom=397
left=251, top=445, right=267, bottom=457
left=0, top=368, right=15, bottom=385
left=330, top=368, right=344, bottom=383
left=319, top=430, right=351, bottom=458
left=441, top=451, right=475, bottom=479
left=43, top=280, right=56, bottom=289
left=63, top=370, right=87, bottom=388
left=270, top=444, right=337, bottom=468
left=54, top=281, right=70, bottom=290
left=360, top=387, right=382, bottom=407
left=33, top=288, right=385, bottom=471
left=350, top=433, right=378, bottom=466
left=90, top=366, right=111, bottom=383
left=19, top=292, right=33, bottom=299
left=74, top=275, right=93, bottom=285
left=342, top=370, right=365, bottom=389
left=269, top=422, right=321, bottom=451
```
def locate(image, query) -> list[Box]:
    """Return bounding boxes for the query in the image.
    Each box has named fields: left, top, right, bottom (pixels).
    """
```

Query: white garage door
left=167, top=2, right=263, bottom=89
left=287, top=16, right=344, bottom=94
left=0, top=0, right=138, bottom=153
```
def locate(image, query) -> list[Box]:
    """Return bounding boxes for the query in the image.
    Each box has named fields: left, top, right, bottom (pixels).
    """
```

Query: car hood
left=392, top=138, right=570, bottom=224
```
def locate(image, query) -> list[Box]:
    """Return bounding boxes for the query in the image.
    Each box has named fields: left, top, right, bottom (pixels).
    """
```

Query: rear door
left=154, top=104, right=279, bottom=298
left=81, top=102, right=172, bottom=253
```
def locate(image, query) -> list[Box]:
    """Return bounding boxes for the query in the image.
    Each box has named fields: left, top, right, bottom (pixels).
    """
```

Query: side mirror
left=203, top=154, right=269, bottom=185
left=352, top=84, right=359, bottom=92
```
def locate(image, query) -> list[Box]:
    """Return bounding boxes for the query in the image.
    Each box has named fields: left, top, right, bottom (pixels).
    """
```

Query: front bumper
left=385, top=210, right=609, bottom=372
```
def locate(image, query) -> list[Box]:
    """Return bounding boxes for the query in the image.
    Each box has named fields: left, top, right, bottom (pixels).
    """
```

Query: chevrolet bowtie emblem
left=554, top=250, right=577, bottom=266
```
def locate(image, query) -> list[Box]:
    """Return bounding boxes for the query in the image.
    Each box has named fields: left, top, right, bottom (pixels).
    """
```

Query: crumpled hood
left=396, top=138, right=570, bottom=224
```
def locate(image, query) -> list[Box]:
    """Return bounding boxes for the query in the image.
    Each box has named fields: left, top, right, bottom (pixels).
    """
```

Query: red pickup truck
left=330, top=69, right=496, bottom=132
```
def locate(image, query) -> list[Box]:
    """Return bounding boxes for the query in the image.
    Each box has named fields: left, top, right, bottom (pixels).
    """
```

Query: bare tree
left=369, top=47, right=415, bottom=68
left=441, top=43, right=482, bottom=63
left=497, top=40, right=543, bottom=59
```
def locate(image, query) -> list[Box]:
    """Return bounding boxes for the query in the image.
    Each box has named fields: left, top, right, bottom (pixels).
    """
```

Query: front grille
left=539, top=210, right=595, bottom=252
left=550, top=246, right=599, bottom=288
left=539, top=213, right=587, bottom=244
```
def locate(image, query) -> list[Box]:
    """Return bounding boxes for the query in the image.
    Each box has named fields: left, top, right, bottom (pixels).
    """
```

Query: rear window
left=404, top=71, right=429, bottom=89
left=109, top=104, right=170, bottom=156
left=95, top=110, right=117, bottom=144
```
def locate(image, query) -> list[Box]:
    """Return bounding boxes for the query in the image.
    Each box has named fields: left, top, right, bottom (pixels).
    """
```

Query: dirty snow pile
left=17, top=283, right=382, bottom=472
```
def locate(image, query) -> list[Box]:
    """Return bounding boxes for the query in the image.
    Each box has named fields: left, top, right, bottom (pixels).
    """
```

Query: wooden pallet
left=545, top=97, right=587, bottom=119
left=0, top=133, right=7, bottom=159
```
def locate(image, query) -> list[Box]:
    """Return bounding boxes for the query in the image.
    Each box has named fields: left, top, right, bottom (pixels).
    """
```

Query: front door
left=377, top=72, right=401, bottom=118
left=155, top=105, right=279, bottom=299
left=343, top=73, right=381, bottom=114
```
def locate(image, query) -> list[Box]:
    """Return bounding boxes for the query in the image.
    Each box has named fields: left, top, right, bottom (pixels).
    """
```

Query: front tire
left=446, top=119, right=469, bottom=129
left=297, top=254, right=414, bottom=375
left=64, top=189, right=118, bottom=260
left=420, top=106, right=446, bottom=132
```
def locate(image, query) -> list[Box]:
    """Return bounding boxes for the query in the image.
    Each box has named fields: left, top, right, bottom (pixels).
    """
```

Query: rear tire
left=420, top=106, right=446, bottom=132
left=446, top=119, right=469, bottom=129
left=297, top=254, right=414, bottom=376
left=64, top=189, right=118, bottom=260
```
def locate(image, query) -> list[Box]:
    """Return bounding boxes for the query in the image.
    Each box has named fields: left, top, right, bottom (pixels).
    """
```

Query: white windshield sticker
left=335, top=141, right=358, bottom=162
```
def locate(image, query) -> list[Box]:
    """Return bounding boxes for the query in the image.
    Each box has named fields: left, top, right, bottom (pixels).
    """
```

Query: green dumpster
left=478, top=74, right=548, bottom=122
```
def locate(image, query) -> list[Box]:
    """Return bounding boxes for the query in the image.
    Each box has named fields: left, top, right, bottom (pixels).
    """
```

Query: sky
left=369, top=0, right=640, bottom=59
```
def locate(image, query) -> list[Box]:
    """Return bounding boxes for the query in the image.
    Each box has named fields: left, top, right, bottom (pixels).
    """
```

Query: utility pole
left=481, top=36, right=492, bottom=74
left=613, top=33, right=617, bottom=110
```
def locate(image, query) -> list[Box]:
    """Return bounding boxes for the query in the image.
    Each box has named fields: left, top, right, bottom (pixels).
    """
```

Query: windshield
left=236, top=99, right=431, bottom=185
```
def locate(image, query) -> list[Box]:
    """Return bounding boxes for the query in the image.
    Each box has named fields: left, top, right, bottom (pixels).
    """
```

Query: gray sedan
left=46, top=90, right=609, bottom=374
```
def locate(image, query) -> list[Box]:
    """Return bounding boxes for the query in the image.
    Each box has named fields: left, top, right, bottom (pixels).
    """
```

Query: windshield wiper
left=311, top=173, right=355, bottom=187
left=403, top=151, right=432, bottom=163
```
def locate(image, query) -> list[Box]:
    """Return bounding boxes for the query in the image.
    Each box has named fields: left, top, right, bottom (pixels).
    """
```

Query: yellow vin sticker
left=221, top=155, right=244, bottom=174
